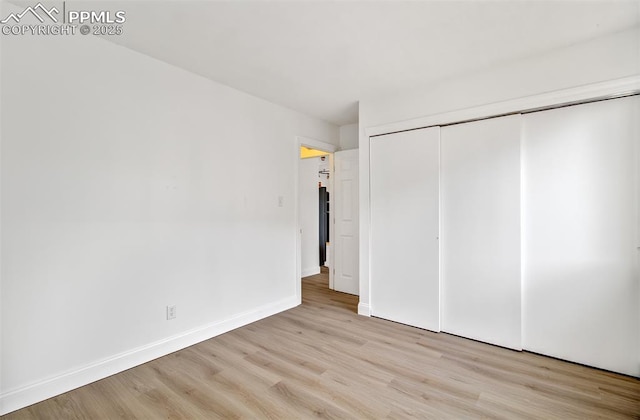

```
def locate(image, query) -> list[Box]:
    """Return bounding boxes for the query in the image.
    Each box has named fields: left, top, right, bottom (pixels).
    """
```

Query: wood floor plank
left=3, top=268, right=639, bottom=419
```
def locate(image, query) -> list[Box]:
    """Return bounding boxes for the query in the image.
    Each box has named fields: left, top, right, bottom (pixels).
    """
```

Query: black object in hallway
left=319, top=187, right=329, bottom=265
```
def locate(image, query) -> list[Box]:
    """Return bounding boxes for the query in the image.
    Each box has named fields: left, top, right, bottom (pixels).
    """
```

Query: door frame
left=295, top=136, right=338, bottom=304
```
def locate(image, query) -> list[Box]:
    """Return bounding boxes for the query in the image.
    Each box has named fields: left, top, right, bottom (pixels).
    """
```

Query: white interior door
left=370, top=127, right=440, bottom=331
left=441, top=114, right=522, bottom=350
left=333, top=149, right=359, bottom=295
left=299, top=157, right=320, bottom=278
left=522, top=95, right=639, bottom=376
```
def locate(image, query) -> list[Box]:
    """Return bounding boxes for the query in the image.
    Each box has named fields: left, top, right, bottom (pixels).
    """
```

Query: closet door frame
left=360, top=76, right=640, bottom=318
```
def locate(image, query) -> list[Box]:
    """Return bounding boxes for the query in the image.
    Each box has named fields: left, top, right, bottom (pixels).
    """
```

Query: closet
left=369, top=94, right=639, bottom=377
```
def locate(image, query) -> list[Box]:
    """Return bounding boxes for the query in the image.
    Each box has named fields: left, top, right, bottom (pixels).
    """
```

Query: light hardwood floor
left=4, top=269, right=640, bottom=419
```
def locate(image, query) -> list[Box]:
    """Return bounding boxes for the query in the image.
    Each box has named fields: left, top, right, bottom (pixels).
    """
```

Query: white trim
left=365, top=75, right=640, bottom=138
left=357, top=303, right=371, bottom=317
left=0, top=39, right=3, bottom=418
left=301, top=266, right=321, bottom=278
left=328, top=153, right=335, bottom=290
left=294, top=139, right=302, bottom=305
left=437, top=128, right=442, bottom=332
left=0, top=296, right=298, bottom=416
left=356, top=141, right=372, bottom=317
left=297, top=136, right=338, bottom=153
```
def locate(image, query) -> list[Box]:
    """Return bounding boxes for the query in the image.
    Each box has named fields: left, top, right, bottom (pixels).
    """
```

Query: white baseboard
left=358, top=303, right=371, bottom=316
left=0, top=296, right=298, bottom=416
left=301, top=266, right=321, bottom=278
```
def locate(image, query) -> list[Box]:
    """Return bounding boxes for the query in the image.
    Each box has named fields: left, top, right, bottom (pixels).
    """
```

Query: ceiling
left=90, top=1, right=639, bottom=126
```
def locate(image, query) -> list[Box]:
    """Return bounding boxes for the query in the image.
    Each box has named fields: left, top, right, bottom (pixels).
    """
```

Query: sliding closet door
left=441, top=114, right=522, bottom=350
left=370, top=127, right=440, bottom=331
left=523, top=96, right=639, bottom=376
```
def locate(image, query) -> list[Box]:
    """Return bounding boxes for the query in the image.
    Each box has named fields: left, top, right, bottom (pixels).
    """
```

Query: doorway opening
left=296, top=138, right=360, bottom=308
left=295, top=138, right=337, bottom=304
left=296, top=137, right=359, bottom=305
left=299, top=146, right=333, bottom=281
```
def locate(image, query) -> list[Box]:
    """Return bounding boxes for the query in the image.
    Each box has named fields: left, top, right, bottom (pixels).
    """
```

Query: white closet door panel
left=523, top=96, right=639, bottom=376
left=370, top=127, right=440, bottom=331
left=441, top=114, right=522, bottom=350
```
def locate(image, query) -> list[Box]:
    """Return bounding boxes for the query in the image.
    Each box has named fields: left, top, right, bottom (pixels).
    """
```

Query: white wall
left=358, top=26, right=640, bottom=315
left=0, top=26, right=338, bottom=414
left=361, top=27, right=640, bottom=128
left=339, top=123, right=359, bottom=150
left=0, top=20, right=3, bottom=410
left=299, top=157, right=320, bottom=277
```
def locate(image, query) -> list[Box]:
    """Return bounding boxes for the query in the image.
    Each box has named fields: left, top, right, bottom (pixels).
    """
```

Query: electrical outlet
left=167, top=305, right=176, bottom=320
